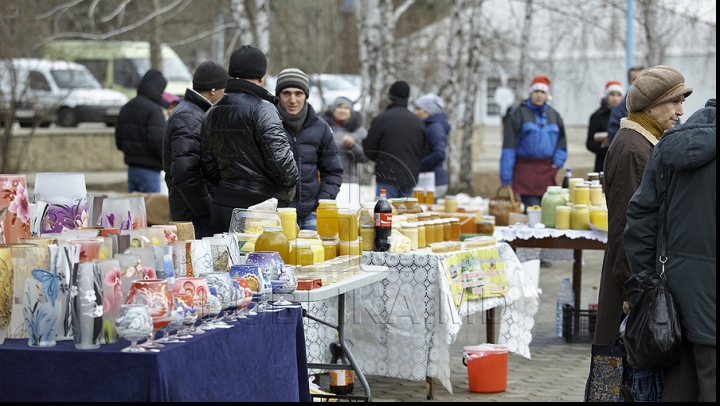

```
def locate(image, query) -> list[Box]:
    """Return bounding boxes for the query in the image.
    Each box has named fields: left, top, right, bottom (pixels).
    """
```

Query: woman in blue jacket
left=414, top=93, right=450, bottom=198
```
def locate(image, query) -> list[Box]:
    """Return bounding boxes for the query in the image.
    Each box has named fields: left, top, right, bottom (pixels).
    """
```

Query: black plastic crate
left=562, top=304, right=597, bottom=343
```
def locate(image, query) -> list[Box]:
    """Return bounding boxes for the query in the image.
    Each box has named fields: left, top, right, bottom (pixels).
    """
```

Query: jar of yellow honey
left=571, top=204, right=591, bottom=230
left=277, top=207, right=298, bottom=241
left=316, top=199, right=339, bottom=239
left=555, top=206, right=571, bottom=230
left=337, top=208, right=359, bottom=242
left=590, top=208, right=608, bottom=230
left=254, top=226, right=290, bottom=264
left=290, top=240, right=314, bottom=266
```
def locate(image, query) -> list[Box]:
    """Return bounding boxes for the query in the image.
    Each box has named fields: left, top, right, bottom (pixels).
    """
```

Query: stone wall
left=10, top=127, right=125, bottom=173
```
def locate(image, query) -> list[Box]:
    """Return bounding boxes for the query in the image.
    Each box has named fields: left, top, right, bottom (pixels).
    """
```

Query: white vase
left=70, top=262, right=103, bottom=349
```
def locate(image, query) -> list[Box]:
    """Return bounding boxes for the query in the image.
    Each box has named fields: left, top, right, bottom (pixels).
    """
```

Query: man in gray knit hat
left=275, top=67, right=343, bottom=231
left=200, top=45, right=299, bottom=234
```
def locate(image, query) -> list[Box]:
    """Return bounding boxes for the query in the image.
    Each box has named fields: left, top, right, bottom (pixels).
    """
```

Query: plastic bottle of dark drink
left=561, top=168, right=572, bottom=189
left=373, top=189, right=392, bottom=252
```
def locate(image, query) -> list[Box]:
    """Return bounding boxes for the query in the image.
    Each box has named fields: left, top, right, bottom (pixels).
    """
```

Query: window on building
left=487, top=77, right=520, bottom=116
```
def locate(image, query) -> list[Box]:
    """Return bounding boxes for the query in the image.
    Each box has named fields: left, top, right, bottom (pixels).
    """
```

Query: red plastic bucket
left=463, top=344, right=509, bottom=393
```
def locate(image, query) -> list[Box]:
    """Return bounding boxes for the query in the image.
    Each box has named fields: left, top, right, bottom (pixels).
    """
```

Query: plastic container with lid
left=338, top=239, right=361, bottom=257
left=297, top=230, right=324, bottom=263
left=541, top=186, right=566, bottom=228
left=316, top=199, right=339, bottom=239
left=289, top=240, right=314, bottom=266
left=321, top=236, right=339, bottom=260
left=571, top=204, right=591, bottom=230
left=587, top=172, right=600, bottom=185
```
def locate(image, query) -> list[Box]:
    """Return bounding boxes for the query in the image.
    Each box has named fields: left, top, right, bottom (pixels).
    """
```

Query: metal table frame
left=289, top=265, right=392, bottom=402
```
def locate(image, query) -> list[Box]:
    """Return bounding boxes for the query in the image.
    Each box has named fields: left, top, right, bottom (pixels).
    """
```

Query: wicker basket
left=488, top=186, right=522, bottom=226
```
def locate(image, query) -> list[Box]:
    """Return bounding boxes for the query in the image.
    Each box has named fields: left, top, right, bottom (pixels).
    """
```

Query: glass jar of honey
left=476, top=216, right=495, bottom=235
left=338, top=239, right=361, bottom=256
left=434, top=220, right=445, bottom=242
left=360, top=225, right=374, bottom=251
left=571, top=204, right=591, bottom=230
left=404, top=198, right=422, bottom=214
left=321, top=236, right=339, bottom=260
left=590, top=207, right=608, bottom=230
left=449, top=217, right=461, bottom=241
left=254, top=226, right=290, bottom=264
left=574, top=184, right=590, bottom=205
left=555, top=206, right=571, bottom=230
left=412, top=187, right=425, bottom=205
left=337, top=208, right=359, bottom=242
left=316, top=199, right=339, bottom=239
left=399, top=222, right=419, bottom=251
left=277, top=207, right=298, bottom=241
left=444, top=195, right=457, bottom=213
left=589, top=184, right=604, bottom=207
left=297, top=230, right=324, bottom=263
left=417, top=222, right=426, bottom=248
left=425, top=189, right=436, bottom=205
left=390, top=198, right=408, bottom=215
left=290, top=240, right=314, bottom=266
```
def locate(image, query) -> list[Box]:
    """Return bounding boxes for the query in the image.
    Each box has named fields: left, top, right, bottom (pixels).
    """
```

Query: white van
left=42, top=40, right=193, bottom=99
left=0, top=58, right=128, bottom=127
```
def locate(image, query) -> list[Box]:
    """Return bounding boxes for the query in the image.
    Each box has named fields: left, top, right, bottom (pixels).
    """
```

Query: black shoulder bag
left=619, top=175, right=682, bottom=372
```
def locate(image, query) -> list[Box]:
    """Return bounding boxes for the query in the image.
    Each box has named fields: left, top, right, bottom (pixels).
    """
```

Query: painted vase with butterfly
left=22, top=266, right=61, bottom=347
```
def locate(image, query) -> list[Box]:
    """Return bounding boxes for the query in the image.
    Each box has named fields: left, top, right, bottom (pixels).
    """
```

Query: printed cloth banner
left=440, top=248, right=507, bottom=308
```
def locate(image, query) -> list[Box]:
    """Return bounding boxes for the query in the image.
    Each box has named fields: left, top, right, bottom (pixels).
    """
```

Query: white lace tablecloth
left=494, top=226, right=608, bottom=261
left=302, top=243, right=539, bottom=395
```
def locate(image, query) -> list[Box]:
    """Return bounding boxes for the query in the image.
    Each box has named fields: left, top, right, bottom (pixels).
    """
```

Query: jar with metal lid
left=297, top=230, right=325, bottom=263
left=360, top=225, right=374, bottom=251
left=399, top=222, right=419, bottom=251
left=424, top=221, right=435, bottom=245
left=412, top=187, right=425, bottom=205
left=574, top=183, right=590, bottom=205
left=442, top=219, right=452, bottom=242
left=571, top=204, right=591, bottom=230
left=587, top=172, right=600, bottom=185
left=589, top=184, right=604, bottom=207
left=404, top=197, right=422, bottom=214
left=417, top=222, right=426, bottom=248
left=316, top=199, right=339, bottom=239
left=277, top=207, right=298, bottom=241
left=598, top=172, right=604, bottom=187
left=555, top=206, right=571, bottom=230
left=321, top=236, right=339, bottom=260
left=449, top=217, right=461, bottom=241
left=425, top=189, right=436, bottom=205
left=254, top=226, right=290, bottom=264
left=589, top=208, right=608, bottom=230
left=290, top=240, right=314, bottom=266
left=476, top=216, right=495, bottom=235
left=444, top=195, right=457, bottom=213
left=390, top=198, right=408, bottom=215
left=338, top=208, right=359, bottom=242
left=541, top=186, right=566, bottom=228
left=434, top=219, right=445, bottom=242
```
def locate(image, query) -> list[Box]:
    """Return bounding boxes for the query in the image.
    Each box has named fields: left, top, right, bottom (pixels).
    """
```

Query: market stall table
left=301, top=243, right=538, bottom=399
left=493, top=226, right=607, bottom=306
left=0, top=308, right=310, bottom=402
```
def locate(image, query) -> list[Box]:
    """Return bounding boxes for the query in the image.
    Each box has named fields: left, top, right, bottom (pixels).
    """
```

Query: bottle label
left=329, top=370, right=348, bottom=386
left=374, top=213, right=392, bottom=228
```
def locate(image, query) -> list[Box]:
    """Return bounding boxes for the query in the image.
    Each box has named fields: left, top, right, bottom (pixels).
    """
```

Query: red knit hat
left=530, top=76, right=551, bottom=94
left=604, top=80, right=624, bottom=98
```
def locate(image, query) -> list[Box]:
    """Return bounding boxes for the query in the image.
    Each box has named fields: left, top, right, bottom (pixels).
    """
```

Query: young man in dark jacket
left=115, top=68, right=168, bottom=193
left=275, top=68, right=343, bottom=230
left=163, top=60, right=228, bottom=238
left=200, top=45, right=299, bottom=234
left=363, top=80, right=426, bottom=198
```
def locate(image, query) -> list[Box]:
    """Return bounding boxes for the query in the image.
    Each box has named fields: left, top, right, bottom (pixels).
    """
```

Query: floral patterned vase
left=8, top=244, right=50, bottom=339
left=0, top=174, right=31, bottom=244
left=0, top=246, right=13, bottom=345
left=32, top=172, right=88, bottom=234
left=70, top=262, right=104, bottom=349
left=47, top=244, right=80, bottom=341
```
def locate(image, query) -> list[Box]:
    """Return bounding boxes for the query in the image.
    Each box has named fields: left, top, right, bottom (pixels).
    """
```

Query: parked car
left=310, top=74, right=365, bottom=112
left=0, top=58, right=128, bottom=127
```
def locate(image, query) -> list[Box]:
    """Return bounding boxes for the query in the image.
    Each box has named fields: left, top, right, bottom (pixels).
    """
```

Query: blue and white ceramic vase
left=70, top=262, right=104, bottom=349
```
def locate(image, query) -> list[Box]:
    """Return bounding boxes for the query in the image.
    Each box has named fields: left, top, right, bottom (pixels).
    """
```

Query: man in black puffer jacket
left=363, top=80, right=426, bottom=198
left=275, top=68, right=343, bottom=230
left=163, top=60, right=229, bottom=238
left=115, top=68, right=168, bottom=193
left=200, top=45, right=299, bottom=234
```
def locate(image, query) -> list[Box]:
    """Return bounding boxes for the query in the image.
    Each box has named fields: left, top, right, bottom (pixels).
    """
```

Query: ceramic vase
left=0, top=174, right=31, bottom=243
left=0, top=246, right=13, bottom=344
left=33, top=172, right=88, bottom=234
left=70, top=262, right=103, bottom=349
left=8, top=243, right=50, bottom=339
left=47, top=244, right=80, bottom=341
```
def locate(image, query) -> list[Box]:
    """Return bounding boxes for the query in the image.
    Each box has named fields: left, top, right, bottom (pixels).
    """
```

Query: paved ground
left=311, top=250, right=603, bottom=402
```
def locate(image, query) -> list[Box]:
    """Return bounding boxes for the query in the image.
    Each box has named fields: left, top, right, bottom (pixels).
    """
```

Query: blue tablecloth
left=0, top=308, right=310, bottom=402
